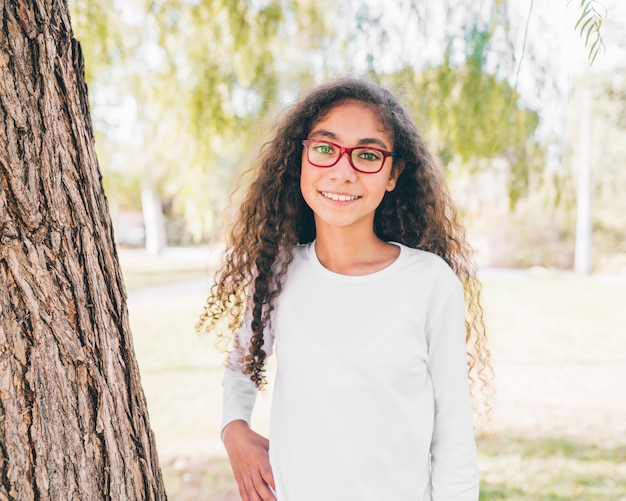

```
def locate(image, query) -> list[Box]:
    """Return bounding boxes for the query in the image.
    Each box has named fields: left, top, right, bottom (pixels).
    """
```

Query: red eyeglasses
left=302, top=139, right=395, bottom=174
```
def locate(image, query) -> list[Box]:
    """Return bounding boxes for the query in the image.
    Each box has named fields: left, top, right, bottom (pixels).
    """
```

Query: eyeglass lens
left=306, top=141, right=386, bottom=173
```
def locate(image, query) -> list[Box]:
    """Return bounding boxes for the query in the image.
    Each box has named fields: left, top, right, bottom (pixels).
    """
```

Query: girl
left=198, top=78, right=490, bottom=501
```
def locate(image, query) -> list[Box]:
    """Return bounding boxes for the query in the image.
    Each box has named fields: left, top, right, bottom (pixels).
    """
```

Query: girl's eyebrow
left=309, top=129, right=390, bottom=150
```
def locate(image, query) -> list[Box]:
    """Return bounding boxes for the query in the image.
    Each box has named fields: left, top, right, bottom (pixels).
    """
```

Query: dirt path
left=479, top=270, right=626, bottom=446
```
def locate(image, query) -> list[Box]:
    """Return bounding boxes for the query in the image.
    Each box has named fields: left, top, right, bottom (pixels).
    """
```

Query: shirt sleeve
left=426, top=276, right=479, bottom=500
left=220, top=294, right=274, bottom=438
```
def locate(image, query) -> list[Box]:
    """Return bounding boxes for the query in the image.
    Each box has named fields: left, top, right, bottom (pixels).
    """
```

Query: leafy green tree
left=72, top=0, right=582, bottom=245
left=70, top=0, right=335, bottom=244
left=68, top=0, right=145, bottom=210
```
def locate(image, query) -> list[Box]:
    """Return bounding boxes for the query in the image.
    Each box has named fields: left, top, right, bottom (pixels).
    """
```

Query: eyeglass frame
left=301, top=139, right=396, bottom=174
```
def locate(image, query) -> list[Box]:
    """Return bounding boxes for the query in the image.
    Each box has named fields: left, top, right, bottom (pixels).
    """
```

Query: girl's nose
left=329, top=151, right=357, bottom=181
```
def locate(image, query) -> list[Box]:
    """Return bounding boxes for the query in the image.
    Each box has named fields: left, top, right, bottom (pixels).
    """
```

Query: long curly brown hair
left=197, top=77, right=491, bottom=405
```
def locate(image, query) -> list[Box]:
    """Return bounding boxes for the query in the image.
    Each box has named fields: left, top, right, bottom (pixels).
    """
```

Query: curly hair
left=197, top=77, right=491, bottom=406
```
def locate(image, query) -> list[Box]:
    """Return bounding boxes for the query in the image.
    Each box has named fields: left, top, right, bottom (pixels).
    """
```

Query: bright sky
left=339, top=1, right=623, bottom=99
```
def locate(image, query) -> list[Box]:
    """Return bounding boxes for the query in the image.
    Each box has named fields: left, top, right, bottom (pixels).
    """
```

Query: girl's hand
left=222, top=420, right=276, bottom=501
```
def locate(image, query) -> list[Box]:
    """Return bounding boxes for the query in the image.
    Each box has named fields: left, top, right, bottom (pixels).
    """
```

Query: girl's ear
left=386, top=160, right=405, bottom=192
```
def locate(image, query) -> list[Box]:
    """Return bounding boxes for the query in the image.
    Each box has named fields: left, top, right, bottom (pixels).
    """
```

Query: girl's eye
left=314, top=143, right=334, bottom=155
left=358, top=149, right=382, bottom=162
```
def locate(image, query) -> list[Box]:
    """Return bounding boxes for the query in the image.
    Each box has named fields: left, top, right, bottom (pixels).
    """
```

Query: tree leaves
left=381, top=23, right=544, bottom=207
left=572, top=0, right=606, bottom=64
left=69, top=0, right=554, bottom=239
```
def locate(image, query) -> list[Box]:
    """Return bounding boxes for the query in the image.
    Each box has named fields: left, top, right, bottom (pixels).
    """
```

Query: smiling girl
left=197, top=78, right=490, bottom=501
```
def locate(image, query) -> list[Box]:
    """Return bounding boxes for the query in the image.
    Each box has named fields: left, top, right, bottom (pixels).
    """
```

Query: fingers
left=251, top=469, right=277, bottom=500
left=222, top=423, right=276, bottom=501
left=236, top=468, right=277, bottom=501
left=230, top=448, right=276, bottom=500
left=259, top=461, right=276, bottom=492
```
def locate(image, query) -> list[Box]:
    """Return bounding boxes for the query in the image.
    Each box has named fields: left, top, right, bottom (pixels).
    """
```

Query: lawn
left=120, top=248, right=626, bottom=500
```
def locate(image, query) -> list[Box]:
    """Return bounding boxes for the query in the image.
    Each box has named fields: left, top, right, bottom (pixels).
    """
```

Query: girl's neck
left=313, top=228, right=400, bottom=276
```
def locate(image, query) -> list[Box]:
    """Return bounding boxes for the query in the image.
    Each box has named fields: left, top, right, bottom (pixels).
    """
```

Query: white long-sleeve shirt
left=222, top=242, right=478, bottom=500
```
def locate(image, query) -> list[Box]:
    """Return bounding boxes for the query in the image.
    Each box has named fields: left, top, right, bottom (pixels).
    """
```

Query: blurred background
left=69, top=0, right=625, bottom=499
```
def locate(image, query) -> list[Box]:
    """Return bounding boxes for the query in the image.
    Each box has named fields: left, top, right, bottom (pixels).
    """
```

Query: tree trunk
left=0, top=1, right=167, bottom=500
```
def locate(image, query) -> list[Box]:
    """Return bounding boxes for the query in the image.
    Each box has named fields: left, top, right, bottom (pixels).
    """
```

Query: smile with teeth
left=320, top=191, right=361, bottom=202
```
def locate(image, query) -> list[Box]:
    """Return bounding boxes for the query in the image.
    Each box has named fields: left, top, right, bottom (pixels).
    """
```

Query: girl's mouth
left=320, top=191, right=361, bottom=202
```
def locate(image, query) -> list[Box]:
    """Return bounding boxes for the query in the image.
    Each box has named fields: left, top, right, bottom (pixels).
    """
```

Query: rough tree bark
left=0, top=1, right=167, bottom=499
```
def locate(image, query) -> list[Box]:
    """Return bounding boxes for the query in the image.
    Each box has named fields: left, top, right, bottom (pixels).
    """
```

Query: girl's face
left=300, top=100, right=400, bottom=236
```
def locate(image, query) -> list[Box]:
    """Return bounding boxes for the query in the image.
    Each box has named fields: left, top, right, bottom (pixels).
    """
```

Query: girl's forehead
left=309, top=100, right=392, bottom=142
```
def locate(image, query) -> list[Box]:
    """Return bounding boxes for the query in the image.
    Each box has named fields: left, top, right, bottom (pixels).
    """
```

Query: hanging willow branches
left=572, top=0, right=606, bottom=64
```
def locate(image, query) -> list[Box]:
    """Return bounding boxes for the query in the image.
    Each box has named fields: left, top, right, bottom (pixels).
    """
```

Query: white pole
left=574, top=90, right=592, bottom=274
left=141, top=180, right=167, bottom=256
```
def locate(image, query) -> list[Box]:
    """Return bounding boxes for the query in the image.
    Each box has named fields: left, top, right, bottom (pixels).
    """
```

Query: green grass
left=160, top=455, right=238, bottom=501
left=120, top=250, right=626, bottom=500
left=478, top=434, right=626, bottom=500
